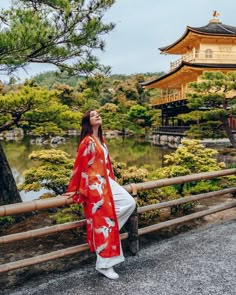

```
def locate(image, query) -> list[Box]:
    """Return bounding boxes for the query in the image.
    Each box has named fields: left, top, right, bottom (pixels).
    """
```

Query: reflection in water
left=20, top=188, right=51, bottom=202
left=2, top=136, right=172, bottom=201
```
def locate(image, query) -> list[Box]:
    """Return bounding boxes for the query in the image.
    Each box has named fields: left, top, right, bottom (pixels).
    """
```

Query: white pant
left=95, top=177, right=136, bottom=269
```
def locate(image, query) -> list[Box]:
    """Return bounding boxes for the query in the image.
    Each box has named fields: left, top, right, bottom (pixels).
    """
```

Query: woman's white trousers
left=95, top=177, right=136, bottom=269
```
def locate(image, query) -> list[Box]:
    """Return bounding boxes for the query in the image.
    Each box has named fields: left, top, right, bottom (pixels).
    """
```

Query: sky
left=0, top=0, right=236, bottom=81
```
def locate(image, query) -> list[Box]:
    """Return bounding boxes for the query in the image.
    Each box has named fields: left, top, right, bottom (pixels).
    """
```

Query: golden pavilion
left=142, top=13, right=236, bottom=132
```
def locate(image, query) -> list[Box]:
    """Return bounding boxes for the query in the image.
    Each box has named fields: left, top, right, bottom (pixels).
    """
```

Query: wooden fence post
left=126, top=184, right=139, bottom=255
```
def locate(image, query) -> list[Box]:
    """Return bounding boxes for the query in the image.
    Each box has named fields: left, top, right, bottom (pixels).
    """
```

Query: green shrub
left=50, top=204, right=84, bottom=224
left=0, top=216, right=15, bottom=230
left=19, top=149, right=74, bottom=195
left=184, top=180, right=221, bottom=195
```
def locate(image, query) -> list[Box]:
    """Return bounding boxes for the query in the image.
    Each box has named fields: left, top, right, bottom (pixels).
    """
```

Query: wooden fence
left=0, top=168, right=236, bottom=273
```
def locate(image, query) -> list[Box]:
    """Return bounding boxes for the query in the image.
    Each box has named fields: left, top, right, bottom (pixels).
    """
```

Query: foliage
left=178, top=110, right=205, bottom=125
left=52, top=83, right=81, bottom=107
left=98, top=103, right=130, bottom=130
left=0, top=0, right=164, bottom=206
left=0, top=82, right=82, bottom=135
left=17, top=138, right=235, bottom=224
left=186, top=122, right=225, bottom=139
left=183, top=71, right=236, bottom=146
left=128, top=105, right=152, bottom=129
left=217, top=175, right=236, bottom=188
left=137, top=190, right=161, bottom=222
left=18, top=149, right=85, bottom=225
left=0, top=216, right=15, bottom=229
left=18, top=149, right=74, bottom=195
left=112, top=160, right=161, bottom=221
left=25, top=71, right=164, bottom=134
left=0, top=0, right=116, bottom=75
left=183, top=180, right=221, bottom=195
left=111, top=160, right=126, bottom=180
left=50, top=203, right=84, bottom=224
left=76, top=75, right=107, bottom=108
left=119, top=166, right=149, bottom=185
left=147, top=108, right=161, bottom=127
left=112, top=74, right=148, bottom=105
left=164, top=138, right=225, bottom=174
left=34, top=71, right=83, bottom=88
left=146, top=138, right=228, bottom=215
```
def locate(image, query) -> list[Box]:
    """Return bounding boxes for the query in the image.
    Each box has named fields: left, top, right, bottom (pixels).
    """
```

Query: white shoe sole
left=96, top=268, right=119, bottom=280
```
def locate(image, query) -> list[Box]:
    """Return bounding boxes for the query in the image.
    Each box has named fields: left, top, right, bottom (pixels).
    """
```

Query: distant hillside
left=32, top=71, right=83, bottom=88
left=33, top=71, right=165, bottom=88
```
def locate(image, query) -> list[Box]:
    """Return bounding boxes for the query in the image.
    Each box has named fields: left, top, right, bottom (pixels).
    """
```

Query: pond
left=2, top=136, right=172, bottom=201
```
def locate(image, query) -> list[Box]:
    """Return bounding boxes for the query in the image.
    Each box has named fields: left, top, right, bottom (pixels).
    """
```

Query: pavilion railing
left=0, top=168, right=236, bottom=273
left=170, top=50, right=236, bottom=71
left=151, top=92, right=186, bottom=106
left=151, top=126, right=190, bottom=135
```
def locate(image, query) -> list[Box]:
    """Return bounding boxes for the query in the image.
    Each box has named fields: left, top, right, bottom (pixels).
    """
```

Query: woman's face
left=90, top=110, right=102, bottom=127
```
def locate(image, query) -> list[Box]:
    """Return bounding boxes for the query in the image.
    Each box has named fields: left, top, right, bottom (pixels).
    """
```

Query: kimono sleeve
left=67, top=141, right=90, bottom=204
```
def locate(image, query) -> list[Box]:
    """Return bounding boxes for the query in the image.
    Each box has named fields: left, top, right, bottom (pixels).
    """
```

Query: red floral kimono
left=67, top=135, right=120, bottom=258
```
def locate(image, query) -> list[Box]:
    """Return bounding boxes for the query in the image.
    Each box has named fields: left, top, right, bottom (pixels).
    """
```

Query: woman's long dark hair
left=79, top=109, right=103, bottom=143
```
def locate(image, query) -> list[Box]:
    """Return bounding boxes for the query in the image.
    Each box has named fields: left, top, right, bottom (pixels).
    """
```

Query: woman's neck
left=92, top=127, right=99, bottom=139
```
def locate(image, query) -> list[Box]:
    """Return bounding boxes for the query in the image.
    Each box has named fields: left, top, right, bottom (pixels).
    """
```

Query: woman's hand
left=61, top=191, right=76, bottom=198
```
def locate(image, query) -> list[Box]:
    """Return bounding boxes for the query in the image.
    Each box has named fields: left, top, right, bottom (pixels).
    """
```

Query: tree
left=148, top=139, right=227, bottom=213
left=163, top=139, right=224, bottom=175
left=0, top=0, right=115, bottom=205
left=128, top=105, right=152, bottom=128
left=0, top=143, right=22, bottom=205
left=34, top=71, right=81, bottom=88
left=179, top=72, right=236, bottom=146
left=19, top=149, right=74, bottom=195
left=0, top=82, right=82, bottom=205
left=0, top=82, right=82, bottom=134
left=52, top=83, right=81, bottom=107
left=76, top=74, right=107, bottom=110
left=98, top=102, right=128, bottom=130
left=112, top=75, right=148, bottom=105
left=0, top=0, right=115, bottom=75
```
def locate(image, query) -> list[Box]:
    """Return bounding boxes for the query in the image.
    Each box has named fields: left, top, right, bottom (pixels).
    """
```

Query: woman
left=64, top=110, right=136, bottom=280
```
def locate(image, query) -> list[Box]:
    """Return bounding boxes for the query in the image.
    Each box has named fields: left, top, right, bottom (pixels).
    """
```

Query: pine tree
left=0, top=0, right=115, bottom=205
left=179, top=71, right=236, bottom=147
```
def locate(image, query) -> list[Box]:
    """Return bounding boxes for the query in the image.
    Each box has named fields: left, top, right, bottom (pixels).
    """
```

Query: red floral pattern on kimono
left=67, top=135, right=120, bottom=258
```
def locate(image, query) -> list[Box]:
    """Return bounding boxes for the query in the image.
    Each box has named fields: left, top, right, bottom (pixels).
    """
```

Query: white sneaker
left=96, top=267, right=119, bottom=280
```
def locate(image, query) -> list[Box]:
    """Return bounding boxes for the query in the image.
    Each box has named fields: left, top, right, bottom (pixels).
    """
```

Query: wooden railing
left=151, top=126, right=190, bottom=135
left=152, top=92, right=186, bottom=106
left=170, top=50, right=236, bottom=71
left=1, top=168, right=236, bottom=273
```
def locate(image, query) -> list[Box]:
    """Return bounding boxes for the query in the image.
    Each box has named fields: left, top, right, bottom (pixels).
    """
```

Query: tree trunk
left=221, top=117, right=236, bottom=148
left=0, top=142, right=22, bottom=206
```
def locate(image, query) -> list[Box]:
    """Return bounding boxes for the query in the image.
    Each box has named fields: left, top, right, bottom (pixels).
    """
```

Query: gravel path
left=4, top=219, right=236, bottom=295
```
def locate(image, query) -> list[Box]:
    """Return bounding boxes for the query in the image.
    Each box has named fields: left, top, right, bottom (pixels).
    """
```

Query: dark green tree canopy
left=0, top=81, right=82, bottom=134
left=0, top=0, right=115, bottom=75
left=180, top=71, right=236, bottom=146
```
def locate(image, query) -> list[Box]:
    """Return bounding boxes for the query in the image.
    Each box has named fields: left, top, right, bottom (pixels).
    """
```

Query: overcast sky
left=0, top=0, right=236, bottom=80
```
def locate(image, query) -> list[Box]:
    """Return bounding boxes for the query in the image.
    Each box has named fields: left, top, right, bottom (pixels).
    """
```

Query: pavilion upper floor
left=143, top=16, right=236, bottom=107
left=144, top=63, right=236, bottom=107
left=160, top=17, right=236, bottom=72
left=170, top=44, right=236, bottom=71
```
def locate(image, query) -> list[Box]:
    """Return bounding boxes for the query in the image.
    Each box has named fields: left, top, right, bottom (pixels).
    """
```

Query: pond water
left=2, top=136, right=172, bottom=201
